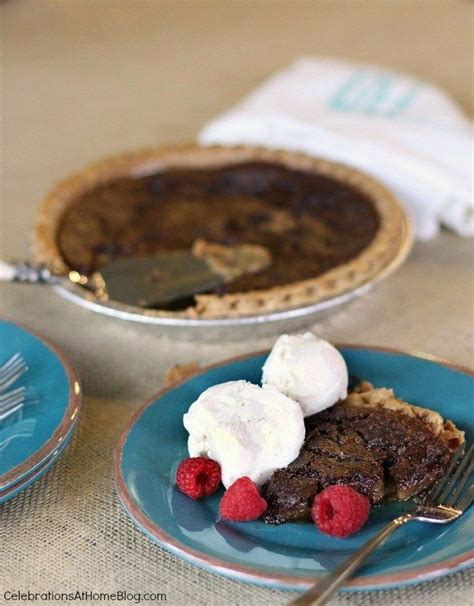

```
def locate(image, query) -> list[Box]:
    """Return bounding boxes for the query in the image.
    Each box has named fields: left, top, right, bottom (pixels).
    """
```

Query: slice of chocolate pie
left=34, top=146, right=411, bottom=319
left=262, top=382, right=464, bottom=524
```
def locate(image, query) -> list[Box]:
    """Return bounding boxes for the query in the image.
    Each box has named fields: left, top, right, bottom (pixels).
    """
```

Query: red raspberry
left=312, top=485, right=371, bottom=538
left=219, top=477, right=267, bottom=521
left=176, top=457, right=221, bottom=499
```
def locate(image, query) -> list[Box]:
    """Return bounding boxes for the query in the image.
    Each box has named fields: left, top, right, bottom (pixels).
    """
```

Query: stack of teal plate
left=0, top=320, right=81, bottom=504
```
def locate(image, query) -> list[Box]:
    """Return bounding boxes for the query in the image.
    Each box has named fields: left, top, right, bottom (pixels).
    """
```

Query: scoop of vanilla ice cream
left=262, top=333, right=348, bottom=416
left=183, top=380, right=305, bottom=488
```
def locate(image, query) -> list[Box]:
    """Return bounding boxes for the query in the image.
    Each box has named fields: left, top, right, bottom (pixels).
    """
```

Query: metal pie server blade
left=99, top=251, right=225, bottom=308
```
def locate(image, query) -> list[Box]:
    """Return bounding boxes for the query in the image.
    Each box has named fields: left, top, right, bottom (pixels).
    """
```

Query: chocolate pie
left=34, top=146, right=411, bottom=318
left=262, top=382, right=464, bottom=524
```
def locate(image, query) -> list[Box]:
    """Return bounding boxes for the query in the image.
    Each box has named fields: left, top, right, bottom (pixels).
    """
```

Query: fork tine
left=445, top=458, right=473, bottom=508
left=0, top=361, right=24, bottom=383
left=0, top=402, right=24, bottom=422
left=422, top=445, right=465, bottom=505
left=0, top=389, right=25, bottom=403
left=2, top=356, right=26, bottom=372
left=0, top=387, right=26, bottom=402
left=456, top=485, right=474, bottom=513
left=0, top=355, right=25, bottom=375
left=0, top=394, right=24, bottom=408
left=0, top=386, right=26, bottom=414
left=0, top=360, right=24, bottom=379
left=0, top=363, right=28, bottom=392
left=0, top=387, right=26, bottom=405
left=0, top=386, right=26, bottom=402
left=0, top=353, right=21, bottom=373
left=436, top=444, right=473, bottom=506
left=0, top=394, right=25, bottom=412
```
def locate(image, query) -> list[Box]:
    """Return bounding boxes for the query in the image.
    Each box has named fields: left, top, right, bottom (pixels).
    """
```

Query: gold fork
left=290, top=443, right=473, bottom=606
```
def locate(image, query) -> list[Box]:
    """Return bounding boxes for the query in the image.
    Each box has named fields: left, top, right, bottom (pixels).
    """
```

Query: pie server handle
left=0, top=260, right=60, bottom=285
left=0, top=256, right=224, bottom=308
left=289, top=514, right=412, bottom=606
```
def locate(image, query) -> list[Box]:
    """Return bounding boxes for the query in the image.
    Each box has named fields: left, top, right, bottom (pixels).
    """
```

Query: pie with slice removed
left=34, top=146, right=411, bottom=318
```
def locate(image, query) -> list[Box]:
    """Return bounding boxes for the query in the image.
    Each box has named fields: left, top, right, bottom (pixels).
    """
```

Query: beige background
left=1, top=2, right=473, bottom=605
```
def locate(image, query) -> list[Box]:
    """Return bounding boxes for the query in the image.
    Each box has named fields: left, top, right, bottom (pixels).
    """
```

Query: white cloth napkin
left=199, top=58, right=473, bottom=239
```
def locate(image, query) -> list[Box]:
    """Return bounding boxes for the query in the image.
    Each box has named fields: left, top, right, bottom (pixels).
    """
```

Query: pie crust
left=350, top=381, right=465, bottom=450
left=164, top=363, right=202, bottom=387
left=34, top=145, right=412, bottom=319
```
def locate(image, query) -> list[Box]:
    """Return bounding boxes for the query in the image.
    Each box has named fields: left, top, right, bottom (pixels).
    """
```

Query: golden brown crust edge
left=164, top=363, right=202, bottom=387
left=33, top=144, right=413, bottom=319
left=350, top=382, right=465, bottom=451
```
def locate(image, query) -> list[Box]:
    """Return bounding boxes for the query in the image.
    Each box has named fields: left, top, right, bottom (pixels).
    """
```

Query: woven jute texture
left=1, top=232, right=473, bottom=605
left=2, top=2, right=473, bottom=603
left=1, top=393, right=473, bottom=606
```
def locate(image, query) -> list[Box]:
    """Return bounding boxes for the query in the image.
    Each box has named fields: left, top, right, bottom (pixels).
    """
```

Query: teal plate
left=0, top=425, right=75, bottom=504
left=114, top=346, right=473, bottom=591
left=0, top=320, right=81, bottom=494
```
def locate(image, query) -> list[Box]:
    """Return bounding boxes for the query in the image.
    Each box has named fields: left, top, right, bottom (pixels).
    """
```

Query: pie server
left=0, top=252, right=225, bottom=308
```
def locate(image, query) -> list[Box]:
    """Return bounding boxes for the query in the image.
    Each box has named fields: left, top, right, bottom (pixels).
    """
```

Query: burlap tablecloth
left=1, top=2, right=472, bottom=604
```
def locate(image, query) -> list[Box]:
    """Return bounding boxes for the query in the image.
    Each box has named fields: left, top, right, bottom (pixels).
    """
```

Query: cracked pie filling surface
left=35, top=146, right=411, bottom=318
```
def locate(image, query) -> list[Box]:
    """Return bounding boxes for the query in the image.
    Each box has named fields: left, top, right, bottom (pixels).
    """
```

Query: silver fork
left=0, top=387, right=26, bottom=421
left=0, top=388, right=38, bottom=423
left=0, top=353, right=28, bottom=392
left=290, top=444, right=473, bottom=606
